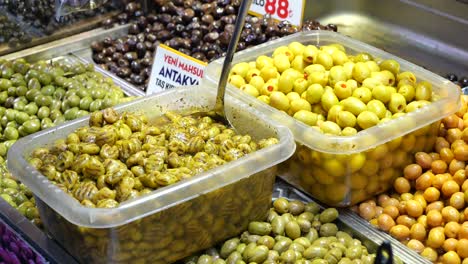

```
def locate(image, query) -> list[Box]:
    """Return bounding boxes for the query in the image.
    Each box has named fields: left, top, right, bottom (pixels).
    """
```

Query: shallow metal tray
left=0, top=25, right=144, bottom=97
left=0, top=8, right=119, bottom=57
left=273, top=179, right=430, bottom=264
left=304, top=0, right=468, bottom=77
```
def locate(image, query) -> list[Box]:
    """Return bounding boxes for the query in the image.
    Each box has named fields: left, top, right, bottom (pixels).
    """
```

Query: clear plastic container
left=204, top=31, right=461, bottom=206
left=7, top=84, right=295, bottom=264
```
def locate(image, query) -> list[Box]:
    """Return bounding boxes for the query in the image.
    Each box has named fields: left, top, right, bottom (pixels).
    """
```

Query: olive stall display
left=0, top=58, right=136, bottom=225
left=0, top=14, right=33, bottom=48
left=179, top=198, right=390, bottom=264
left=90, top=0, right=338, bottom=90
left=221, top=37, right=456, bottom=207
left=355, top=95, right=468, bottom=263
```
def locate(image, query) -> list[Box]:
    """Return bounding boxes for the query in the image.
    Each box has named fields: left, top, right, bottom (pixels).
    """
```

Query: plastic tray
left=7, top=83, right=295, bottom=263
left=203, top=30, right=461, bottom=206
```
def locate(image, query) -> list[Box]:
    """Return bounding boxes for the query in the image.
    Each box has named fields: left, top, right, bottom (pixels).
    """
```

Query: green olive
left=357, top=111, right=380, bottom=130
left=388, top=93, right=407, bottom=113
left=319, top=223, right=339, bottom=237
left=319, top=208, right=339, bottom=223
left=340, top=97, right=367, bottom=116
left=3, top=126, right=19, bottom=140
left=352, top=62, right=371, bottom=83
left=285, top=221, right=301, bottom=239
left=304, top=246, right=327, bottom=259
left=366, top=100, right=387, bottom=119
left=415, top=81, right=432, bottom=101
left=220, top=238, right=240, bottom=258
left=23, top=103, right=38, bottom=116
left=248, top=222, right=272, bottom=236
left=23, top=119, right=41, bottom=134
left=336, top=111, right=357, bottom=129
left=64, top=107, right=79, bottom=120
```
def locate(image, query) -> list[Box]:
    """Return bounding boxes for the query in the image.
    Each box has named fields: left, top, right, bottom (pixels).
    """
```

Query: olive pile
left=0, top=58, right=134, bottom=157
left=29, top=109, right=278, bottom=208
left=91, top=0, right=337, bottom=90
left=101, top=1, right=144, bottom=29
left=31, top=108, right=279, bottom=263
left=5, top=0, right=115, bottom=35
left=0, top=58, right=135, bottom=225
left=355, top=95, right=468, bottom=263
left=229, top=41, right=441, bottom=206
left=0, top=14, right=32, bottom=48
left=0, top=157, right=40, bottom=226
left=229, top=42, right=435, bottom=134
left=180, top=198, right=384, bottom=264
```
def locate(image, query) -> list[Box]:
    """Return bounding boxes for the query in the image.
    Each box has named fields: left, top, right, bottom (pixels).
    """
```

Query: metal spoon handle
left=215, top=0, right=253, bottom=114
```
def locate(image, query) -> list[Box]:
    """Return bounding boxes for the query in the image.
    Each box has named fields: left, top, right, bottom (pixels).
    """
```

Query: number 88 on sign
left=250, top=0, right=305, bottom=27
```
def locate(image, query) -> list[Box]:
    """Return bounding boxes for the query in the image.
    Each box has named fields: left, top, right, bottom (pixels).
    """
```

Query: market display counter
left=0, top=0, right=467, bottom=263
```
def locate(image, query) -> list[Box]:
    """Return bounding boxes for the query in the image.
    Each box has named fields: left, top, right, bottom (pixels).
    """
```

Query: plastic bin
left=6, top=84, right=296, bottom=264
left=204, top=31, right=461, bottom=206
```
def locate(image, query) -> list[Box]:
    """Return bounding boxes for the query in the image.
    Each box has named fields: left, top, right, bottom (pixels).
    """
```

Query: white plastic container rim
left=7, top=85, right=296, bottom=228
left=203, top=31, right=461, bottom=154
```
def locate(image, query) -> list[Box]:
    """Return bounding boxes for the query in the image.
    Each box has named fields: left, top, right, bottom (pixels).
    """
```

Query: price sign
left=249, top=0, right=305, bottom=27
left=146, top=44, right=207, bottom=95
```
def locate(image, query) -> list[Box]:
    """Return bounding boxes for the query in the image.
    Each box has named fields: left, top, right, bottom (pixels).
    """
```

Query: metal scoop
left=193, top=0, right=253, bottom=127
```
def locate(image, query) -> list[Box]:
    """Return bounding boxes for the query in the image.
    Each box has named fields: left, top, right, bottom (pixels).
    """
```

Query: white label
left=146, top=44, right=207, bottom=95
left=249, top=0, right=305, bottom=27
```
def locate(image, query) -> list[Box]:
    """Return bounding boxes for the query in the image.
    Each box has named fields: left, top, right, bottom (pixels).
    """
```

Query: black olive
left=102, top=18, right=114, bottom=29
left=144, top=41, right=154, bottom=51
left=90, top=41, right=104, bottom=52
left=461, top=76, right=468, bottom=87
left=125, top=2, right=139, bottom=13
left=446, top=73, right=458, bottom=82
left=137, top=16, right=148, bottom=29
left=204, top=32, right=219, bottom=43
left=152, top=23, right=165, bottom=32
left=115, top=42, right=129, bottom=53
left=136, top=42, right=146, bottom=58
left=118, top=59, right=130, bottom=68
left=112, top=52, right=123, bottom=62
left=136, top=33, right=146, bottom=42
left=131, top=74, right=145, bottom=85
left=146, top=33, right=157, bottom=42
left=182, top=8, right=195, bottom=22
left=92, top=53, right=105, bottom=64
left=117, top=13, right=129, bottom=24
left=141, top=57, right=153, bottom=67
left=124, top=52, right=138, bottom=62
left=156, top=30, right=171, bottom=41
left=130, top=60, right=142, bottom=73
left=102, top=37, right=113, bottom=47
left=128, top=24, right=140, bottom=35
left=107, top=62, right=119, bottom=73
left=147, top=14, right=158, bottom=23
left=116, top=67, right=131, bottom=78
left=192, top=52, right=206, bottom=61
left=103, top=56, right=113, bottom=64
left=327, top=23, right=338, bottom=32
left=126, top=37, right=138, bottom=50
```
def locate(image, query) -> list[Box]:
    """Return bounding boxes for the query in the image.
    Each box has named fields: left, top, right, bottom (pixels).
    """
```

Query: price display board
left=249, top=0, right=305, bottom=27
